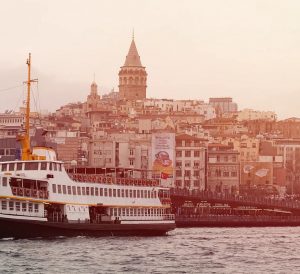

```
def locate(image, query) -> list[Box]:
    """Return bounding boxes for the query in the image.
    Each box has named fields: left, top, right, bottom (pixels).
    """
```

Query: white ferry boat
left=0, top=54, right=175, bottom=238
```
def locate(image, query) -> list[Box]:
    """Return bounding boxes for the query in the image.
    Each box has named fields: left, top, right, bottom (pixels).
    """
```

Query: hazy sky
left=0, top=0, right=300, bottom=119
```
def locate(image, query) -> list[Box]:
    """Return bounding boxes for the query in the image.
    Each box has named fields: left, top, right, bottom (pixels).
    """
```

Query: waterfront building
left=207, top=143, right=240, bottom=193
left=118, top=37, right=147, bottom=101
left=175, top=134, right=207, bottom=190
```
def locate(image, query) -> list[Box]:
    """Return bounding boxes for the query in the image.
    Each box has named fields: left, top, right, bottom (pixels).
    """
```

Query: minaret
left=118, top=35, right=147, bottom=101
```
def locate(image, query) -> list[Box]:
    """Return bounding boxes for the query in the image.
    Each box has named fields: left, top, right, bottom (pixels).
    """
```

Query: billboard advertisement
left=151, top=133, right=175, bottom=179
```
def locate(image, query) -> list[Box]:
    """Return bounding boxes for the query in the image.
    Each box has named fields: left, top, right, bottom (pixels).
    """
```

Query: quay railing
left=170, top=188, right=300, bottom=211
left=176, top=215, right=300, bottom=223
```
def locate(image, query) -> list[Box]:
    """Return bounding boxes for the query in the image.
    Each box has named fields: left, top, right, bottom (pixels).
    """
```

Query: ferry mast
left=17, top=53, right=37, bottom=160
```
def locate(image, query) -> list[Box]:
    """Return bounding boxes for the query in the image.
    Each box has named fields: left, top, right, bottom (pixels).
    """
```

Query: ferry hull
left=0, top=217, right=176, bottom=239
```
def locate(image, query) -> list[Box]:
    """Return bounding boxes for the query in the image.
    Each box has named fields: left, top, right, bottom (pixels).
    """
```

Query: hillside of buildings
left=1, top=37, right=299, bottom=196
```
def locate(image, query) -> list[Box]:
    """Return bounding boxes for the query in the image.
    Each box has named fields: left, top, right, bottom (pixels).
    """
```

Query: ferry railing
left=68, top=173, right=161, bottom=187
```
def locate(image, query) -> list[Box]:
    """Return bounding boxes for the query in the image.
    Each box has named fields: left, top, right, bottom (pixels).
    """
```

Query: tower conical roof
left=124, top=39, right=142, bottom=67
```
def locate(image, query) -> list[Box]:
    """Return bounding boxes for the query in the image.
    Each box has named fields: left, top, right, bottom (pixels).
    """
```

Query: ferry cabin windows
left=0, top=162, right=62, bottom=172
left=41, top=162, right=47, bottom=170
left=2, top=177, right=7, bottom=187
left=1, top=200, right=40, bottom=214
left=51, top=184, right=158, bottom=199
left=1, top=201, right=7, bottom=210
left=16, top=202, right=21, bottom=211
left=25, top=162, right=38, bottom=170
left=9, top=163, right=14, bottom=171
left=1, top=164, right=7, bottom=172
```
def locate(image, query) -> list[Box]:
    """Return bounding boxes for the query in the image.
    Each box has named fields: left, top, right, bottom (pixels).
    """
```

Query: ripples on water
left=1, top=227, right=300, bottom=273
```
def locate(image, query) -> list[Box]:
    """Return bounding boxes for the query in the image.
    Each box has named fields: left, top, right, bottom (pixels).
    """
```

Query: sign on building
left=151, top=133, right=175, bottom=179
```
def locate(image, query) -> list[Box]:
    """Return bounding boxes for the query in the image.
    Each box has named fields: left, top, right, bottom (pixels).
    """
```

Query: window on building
left=176, top=140, right=183, bottom=147
left=231, top=171, right=237, bottom=177
left=194, top=180, right=200, bottom=187
left=184, top=180, right=190, bottom=187
left=82, top=187, right=86, bottom=195
left=185, top=151, right=191, bottom=157
left=129, top=159, right=134, bottom=166
left=52, top=184, right=57, bottom=193
left=91, top=187, right=94, bottom=196
left=62, top=185, right=67, bottom=194
left=176, top=170, right=182, bottom=177
left=28, top=203, right=33, bottom=212
left=129, top=149, right=134, bottom=155
left=185, top=161, right=191, bottom=167
left=185, top=141, right=191, bottom=147
left=95, top=187, right=99, bottom=196
left=223, top=171, right=230, bottom=177
left=175, top=180, right=182, bottom=187
left=194, top=151, right=200, bottom=157
left=176, top=161, right=182, bottom=167
left=86, top=187, right=90, bottom=196
left=176, top=150, right=182, bottom=157
left=184, top=170, right=191, bottom=177
left=67, top=186, right=71, bottom=195
left=194, top=170, right=200, bottom=177
left=34, top=204, right=39, bottom=212
left=58, top=185, right=62, bottom=194
left=77, top=186, right=81, bottom=195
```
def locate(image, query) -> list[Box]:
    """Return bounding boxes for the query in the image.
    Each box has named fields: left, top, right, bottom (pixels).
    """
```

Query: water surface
left=1, top=227, right=300, bottom=273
